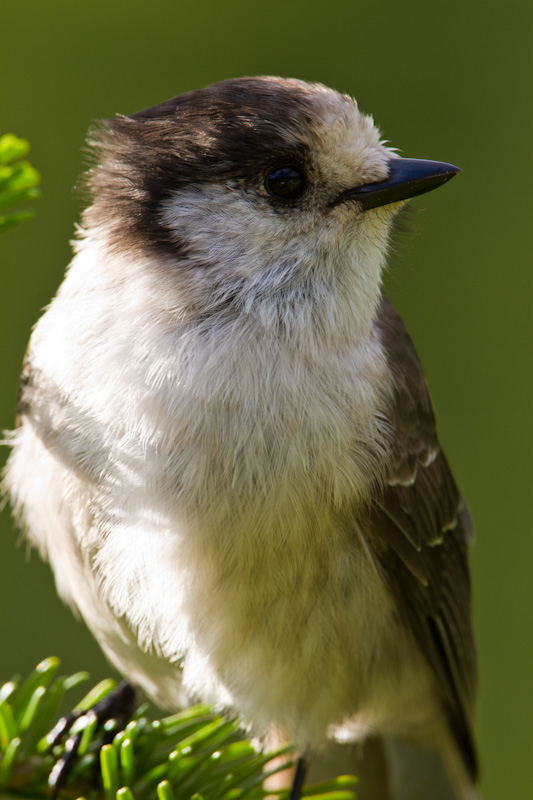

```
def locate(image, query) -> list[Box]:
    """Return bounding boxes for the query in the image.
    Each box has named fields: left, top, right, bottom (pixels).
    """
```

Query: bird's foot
left=47, top=681, right=136, bottom=799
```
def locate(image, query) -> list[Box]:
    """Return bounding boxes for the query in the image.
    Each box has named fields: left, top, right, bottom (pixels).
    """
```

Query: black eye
left=265, top=166, right=306, bottom=200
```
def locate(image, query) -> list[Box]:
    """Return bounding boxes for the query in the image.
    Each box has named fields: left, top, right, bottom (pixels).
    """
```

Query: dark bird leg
left=48, top=682, right=136, bottom=798
left=289, top=757, right=307, bottom=800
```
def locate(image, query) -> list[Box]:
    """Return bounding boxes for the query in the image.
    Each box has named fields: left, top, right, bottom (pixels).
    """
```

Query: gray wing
left=370, top=297, right=478, bottom=780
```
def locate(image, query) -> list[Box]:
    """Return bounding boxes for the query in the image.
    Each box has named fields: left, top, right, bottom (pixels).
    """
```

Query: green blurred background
left=1, top=1, right=531, bottom=797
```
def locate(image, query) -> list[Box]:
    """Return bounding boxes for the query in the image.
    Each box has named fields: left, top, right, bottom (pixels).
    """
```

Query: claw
left=47, top=682, right=136, bottom=798
left=49, top=731, right=82, bottom=799
left=47, top=712, right=80, bottom=749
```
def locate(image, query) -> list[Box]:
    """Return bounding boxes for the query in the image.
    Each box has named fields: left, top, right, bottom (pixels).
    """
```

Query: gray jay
left=5, top=77, right=478, bottom=800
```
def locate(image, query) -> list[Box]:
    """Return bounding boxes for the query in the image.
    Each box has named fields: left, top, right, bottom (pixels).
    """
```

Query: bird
left=4, top=76, right=478, bottom=800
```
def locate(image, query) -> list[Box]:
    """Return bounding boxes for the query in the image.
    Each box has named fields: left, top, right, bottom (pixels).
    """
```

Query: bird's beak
left=332, top=158, right=461, bottom=211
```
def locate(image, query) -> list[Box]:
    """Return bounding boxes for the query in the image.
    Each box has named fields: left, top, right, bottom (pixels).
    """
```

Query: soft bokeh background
left=1, top=2, right=531, bottom=797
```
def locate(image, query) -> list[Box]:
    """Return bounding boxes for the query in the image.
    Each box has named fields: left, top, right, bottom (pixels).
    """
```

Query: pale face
left=86, top=78, right=400, bottom=338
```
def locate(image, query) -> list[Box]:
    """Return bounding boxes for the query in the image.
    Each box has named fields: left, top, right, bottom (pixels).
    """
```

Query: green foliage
left=0, top=132, right=40, bottom=234
left=0, top=659, right=358, bottom=800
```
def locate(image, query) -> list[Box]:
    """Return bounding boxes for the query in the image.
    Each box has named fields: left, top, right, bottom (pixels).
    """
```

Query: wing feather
left=370, top=297, right=477, bottom=780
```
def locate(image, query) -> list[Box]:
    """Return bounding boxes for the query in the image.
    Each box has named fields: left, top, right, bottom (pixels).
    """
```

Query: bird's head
left=83, top=77, right=458, bottom=337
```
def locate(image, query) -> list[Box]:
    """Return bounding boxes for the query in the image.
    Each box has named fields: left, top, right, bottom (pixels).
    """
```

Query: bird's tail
left=306, top=737, right=481, bottom=800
